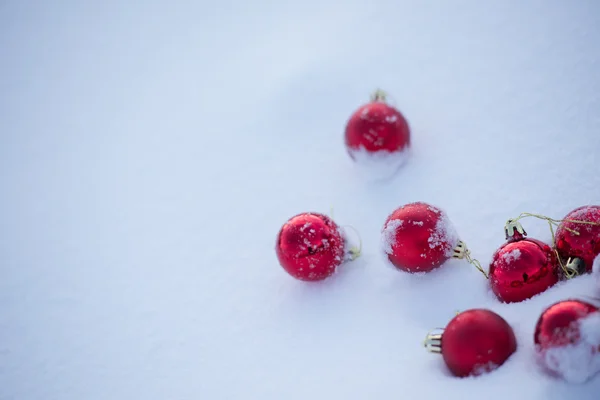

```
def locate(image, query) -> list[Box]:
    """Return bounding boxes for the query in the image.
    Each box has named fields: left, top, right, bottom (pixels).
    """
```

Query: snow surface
left=539, top=312, right=600, bottom=384
left=594, top=255, right=600, bottom=292
left=348, top=145, right=411, bottom=182
left=1, top=1, right=600, bottom=399
left=381, top=219, right=403, bottom=255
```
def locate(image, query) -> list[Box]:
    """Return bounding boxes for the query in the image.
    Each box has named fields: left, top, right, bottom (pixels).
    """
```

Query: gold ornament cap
left=370, top=89, right=387, bottom=102
left=565, top=257, right=585, bottom=277
left=452, top=240, right=488, bottom=278
left=505, top=219, right=526, bottom=240
left=423, top=329, right=443, bottom=354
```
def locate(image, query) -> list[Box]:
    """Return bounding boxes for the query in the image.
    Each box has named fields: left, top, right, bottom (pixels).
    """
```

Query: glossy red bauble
left=534, top=299, right=600, bottom=383
left=426, top=309, right=517, bottom=377
left=381, top=202, right=459, bottom=273
left=344, top=94, right=410, bottom=160
left=555, top=205, right=600, bottom=274
left=489, top=232, right=559, bottom=303
left=276, top=212, right=346, bottom=281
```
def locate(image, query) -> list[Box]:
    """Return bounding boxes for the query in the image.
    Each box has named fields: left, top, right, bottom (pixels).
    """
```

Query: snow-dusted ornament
left=381, top=201, right=487, bottom=276
left=555, top=205, right=600, bottom=274
left=424, top=309, right=517, bottom=377
left=534, top=299, right=600, bottom=383
left=276, top=212, right=361, bottom=282
left=344, top=89, right=410, bottom=179
left=488, top=218, right=559, bottom=303
left=489, top=210, right=600, bottom=303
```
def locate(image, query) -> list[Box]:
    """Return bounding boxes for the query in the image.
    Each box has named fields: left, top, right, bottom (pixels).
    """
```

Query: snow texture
left=348, top=145, right=411, bottom=182
left=381, top=219, right=403, bottom=255
left=338, top=224, right=361, bottom=261
left=428, top=211, right=460, bottom=256
left=541, top=312, right=600, bottom=384
left=563, top=206, right=599, bottom=235
left=2, top=1, right=600, bottom=400
left=502, top=249, right=522, bottom=264
left=594, top=254, right=600, bottom=291
left=472, top=361, right=500, bottom=376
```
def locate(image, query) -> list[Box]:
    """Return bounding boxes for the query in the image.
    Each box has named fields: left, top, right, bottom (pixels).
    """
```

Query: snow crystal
left=411, top=220, right=424, bottom=226
left=381, top=219, right=404, bottom=254
left=427, top=211, right=460, bottom=256
left=348, top=145, right=411, bottom=181
left=502, top=249, right=521, bottom=264
left=540, top=312, right=600, bottom=383
left=471, top=361, right=500, bottom=376
left=565, top=206, right=597, bottom=221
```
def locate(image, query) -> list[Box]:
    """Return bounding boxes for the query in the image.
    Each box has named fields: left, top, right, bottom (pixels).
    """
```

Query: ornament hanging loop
left=342, top=224, right=363, bottom=261
left=424, top=328, right=444, bottom=354
left=328, top=206, right=361, bottom=261
left=508, top=212, right=585, bottom=238
left=452, top=240, right=488, bottom=279
left=506, top=212, right=600, bottom=280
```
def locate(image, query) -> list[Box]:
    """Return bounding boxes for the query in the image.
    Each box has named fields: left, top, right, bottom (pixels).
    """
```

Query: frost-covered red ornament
left=424, top=309, right=517, bottom=377
left=488, top=220, right=559, bottom=303
left=381, top=202, right=460, bottom=273
left=380, top=202, right=487, bottom=276
left=534, top=299, right=600, bottom=383
left=275, top=212, right=358, bottom=281
left=344, top=89, right=410, bottom=174
left=555, top=205, right=600, bottom=274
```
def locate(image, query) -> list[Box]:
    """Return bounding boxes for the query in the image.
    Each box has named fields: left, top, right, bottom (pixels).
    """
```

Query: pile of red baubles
left=274, top=90, right=600, bottom=383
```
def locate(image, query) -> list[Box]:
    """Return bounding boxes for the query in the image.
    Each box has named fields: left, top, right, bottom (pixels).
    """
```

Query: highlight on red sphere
left=275, top=212, right=346, bottom=281
left=344, top=94, right=410, bottom=162
left=555, top=205, right=600, bottom=274
left=489, top=238, right=559, bottom=303
left=381, top=202, right=459, bottom=273
left=441, top=309, right=517, bottom=377
left=533, top=299, right=600, bottom=383
left=488, top=237, right=559, bottom=303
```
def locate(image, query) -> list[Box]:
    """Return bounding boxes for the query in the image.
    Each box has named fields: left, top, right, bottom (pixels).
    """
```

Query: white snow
left=381, top=218, right=404, bottom=255
left=2, top=1, right=600, bottom=399
left=540, top=312, right=600, bottom=384
left=347, top=145, right=411, bottom=182
left=502, top=249, right=522, bottom=264
left=428, top=210, right=460, bottom=257
left=472, top=361, right=500, bottom=376
left=594, top=255, right=600, bottom=293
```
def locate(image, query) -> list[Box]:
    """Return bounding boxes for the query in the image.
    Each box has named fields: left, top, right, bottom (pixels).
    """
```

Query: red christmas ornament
left=488, top=220, right=559, bottom=303
left=424, top=309, right=517, bottom=377
left=344, top=89, right=410, bottom=163
left=276, top=212, right=354, bottom=281
left=381, top=202, right=460, bottom=273
left=555, top=205, right=600, bottom=274
left=534, top=299, right=600, bottom=383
